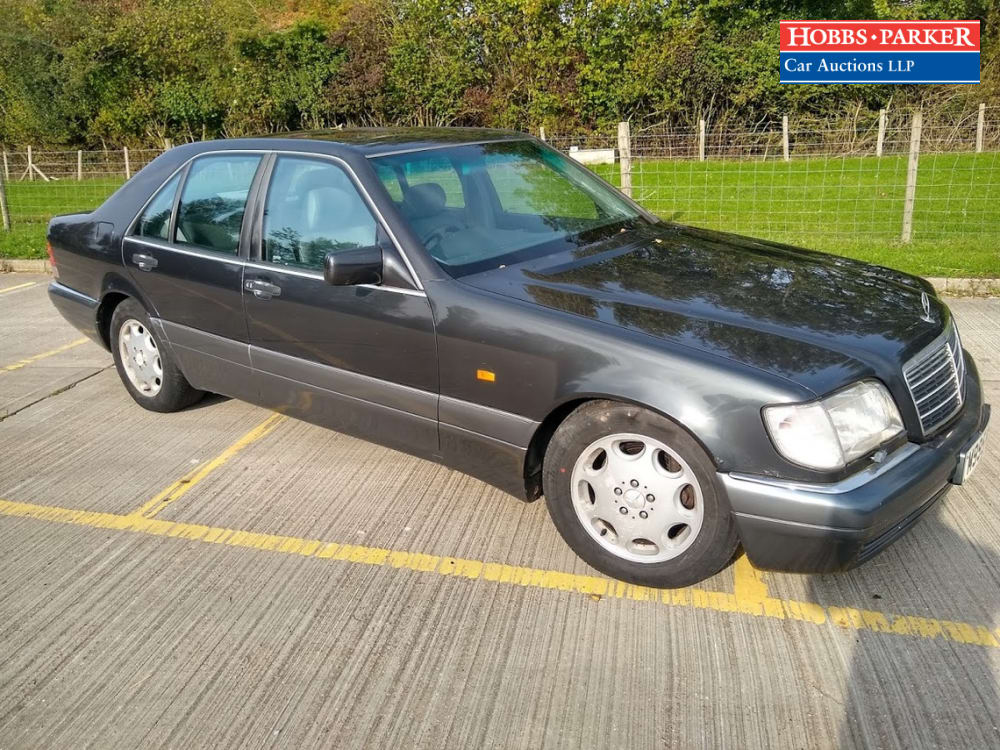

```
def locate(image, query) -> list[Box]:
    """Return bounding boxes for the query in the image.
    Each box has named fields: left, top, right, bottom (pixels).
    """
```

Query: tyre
left=110, top=298, right=204, bottom=413
left=543, top=400, right=738, bottom=588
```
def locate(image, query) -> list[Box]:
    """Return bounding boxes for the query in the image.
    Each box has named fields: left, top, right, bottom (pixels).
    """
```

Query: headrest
left=402, top=182, right=446, bottom=219
left=305, top=185, right=353, bottom=230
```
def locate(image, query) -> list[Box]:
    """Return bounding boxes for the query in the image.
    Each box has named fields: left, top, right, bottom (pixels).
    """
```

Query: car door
left=123, top=152, right=265, bottom=400
left=243, top=153, right=439, bottom=458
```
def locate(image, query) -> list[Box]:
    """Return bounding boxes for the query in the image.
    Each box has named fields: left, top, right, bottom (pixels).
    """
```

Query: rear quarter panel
left=46, top=147, right=198, bottom=320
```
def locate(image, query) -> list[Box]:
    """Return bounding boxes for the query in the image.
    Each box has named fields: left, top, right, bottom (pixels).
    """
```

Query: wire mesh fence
left=0, top=148, right=164, bottom=225
left=1, top=110, right=999, bottom=275
left=546, top=109, right=1000, bottom=253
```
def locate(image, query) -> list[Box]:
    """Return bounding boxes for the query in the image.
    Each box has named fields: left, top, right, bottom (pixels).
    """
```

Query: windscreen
left=372, top=140, right=644, bottom=276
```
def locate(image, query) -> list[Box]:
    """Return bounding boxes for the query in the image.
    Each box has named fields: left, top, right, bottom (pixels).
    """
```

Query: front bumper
left=722, top=353, right=990, bottom=573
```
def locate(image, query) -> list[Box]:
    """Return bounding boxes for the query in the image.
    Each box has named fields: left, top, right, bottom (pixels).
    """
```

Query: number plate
left=953, top=428, right=987, bottom=485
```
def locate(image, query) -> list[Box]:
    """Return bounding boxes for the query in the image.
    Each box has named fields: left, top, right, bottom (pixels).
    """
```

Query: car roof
left=262, top=127, right=531, bottom=157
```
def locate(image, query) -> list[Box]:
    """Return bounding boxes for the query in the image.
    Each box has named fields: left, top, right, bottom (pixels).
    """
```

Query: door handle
left=131, top=253, right=158, bottom=271
left=245, top=278, right=282, bottom=300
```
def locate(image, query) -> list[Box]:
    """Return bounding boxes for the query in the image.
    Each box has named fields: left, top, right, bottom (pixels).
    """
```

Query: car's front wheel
left=110, top=298, right=204, bottom=412
left=543, top=400, right=738, bottom=588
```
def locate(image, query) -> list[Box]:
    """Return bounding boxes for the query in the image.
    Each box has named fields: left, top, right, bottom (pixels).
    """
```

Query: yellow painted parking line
left=128, top=413, right=286, bottom=518
left=733, top=553, right=772, bottom=600
left=0, top=338, right=89, bottom=374
left=0, top=281, right=38, bottom=295
left=0, top=495, right=997, bottom=650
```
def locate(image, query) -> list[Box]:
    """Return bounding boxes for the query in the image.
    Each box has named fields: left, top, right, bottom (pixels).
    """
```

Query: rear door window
left=134, top=172, right=181, bottom=240
left=174, top=154, right=262, bottom=254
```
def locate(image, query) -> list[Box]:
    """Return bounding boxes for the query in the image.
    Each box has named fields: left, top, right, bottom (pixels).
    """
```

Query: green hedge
left=0, top=0, right=996, bottom=146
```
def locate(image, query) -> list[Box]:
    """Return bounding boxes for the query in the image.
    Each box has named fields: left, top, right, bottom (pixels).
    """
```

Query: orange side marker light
left=477, top=369, right=496, bottom=383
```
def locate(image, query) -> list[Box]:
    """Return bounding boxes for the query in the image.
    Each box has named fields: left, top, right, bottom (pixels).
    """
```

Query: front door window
left=262, top=156, right=378, bottom=271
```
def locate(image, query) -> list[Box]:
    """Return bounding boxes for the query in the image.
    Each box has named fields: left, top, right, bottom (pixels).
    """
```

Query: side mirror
left=324, top=245, right=383, bottom=286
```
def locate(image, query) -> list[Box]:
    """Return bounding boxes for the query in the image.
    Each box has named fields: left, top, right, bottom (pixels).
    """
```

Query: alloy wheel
left=570, top=432, right=705, bottom=563
left=118, top=319, right=163, bottom=397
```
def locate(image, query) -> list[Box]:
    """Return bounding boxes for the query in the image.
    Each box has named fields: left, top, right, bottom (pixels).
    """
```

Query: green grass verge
left=591, top=152, right=1000, bottom=277
left=1, top=156, right=998, bottom=277
left=1, top=177, right=122, bottom=259
left=0, top=223, right=47, bottom=259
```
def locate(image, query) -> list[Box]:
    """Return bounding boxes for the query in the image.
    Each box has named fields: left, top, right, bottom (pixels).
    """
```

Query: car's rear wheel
left=543, top=400, right=738, bottom=588
left=110, top=298, right=203, bottom=412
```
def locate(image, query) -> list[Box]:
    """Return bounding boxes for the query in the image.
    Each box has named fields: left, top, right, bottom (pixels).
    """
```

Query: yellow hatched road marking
left=128, top=413, right=286, bottom=518
left=0, top=281, right=39, bottom=295
left=0, top=338, right=89, bottom=374
left=0, top=495, right=997, bottom=650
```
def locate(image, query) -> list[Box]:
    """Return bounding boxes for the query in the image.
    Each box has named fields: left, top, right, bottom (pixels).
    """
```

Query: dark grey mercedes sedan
left=47, top=128, right=990, bottom=587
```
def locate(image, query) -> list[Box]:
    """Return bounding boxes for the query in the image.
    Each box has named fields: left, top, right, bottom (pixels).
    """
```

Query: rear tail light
left=46, top=241, right=59, bottom=278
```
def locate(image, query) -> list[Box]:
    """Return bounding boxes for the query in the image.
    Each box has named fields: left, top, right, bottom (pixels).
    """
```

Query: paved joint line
left=0, top=366, right=111, bottom=423
left=0, top=496, right=997, bottom=650
left=128, top=413, right=286, bottom=519
left=0, top=338, right=89, bottom=374
left=0, top=281, right=39, bottom=295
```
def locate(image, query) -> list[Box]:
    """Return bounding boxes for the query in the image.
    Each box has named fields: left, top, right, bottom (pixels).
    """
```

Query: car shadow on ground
left=183, top=393, right=231, bottom=411
left=805, top=510, right=1000, bottom=748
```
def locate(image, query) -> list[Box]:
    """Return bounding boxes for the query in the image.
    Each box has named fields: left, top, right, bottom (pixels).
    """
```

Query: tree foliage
left=0, top=0, right=995, bottom=145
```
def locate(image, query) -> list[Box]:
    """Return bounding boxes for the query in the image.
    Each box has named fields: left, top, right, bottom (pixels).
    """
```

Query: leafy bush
left=0, top=0, right=996, bottom=145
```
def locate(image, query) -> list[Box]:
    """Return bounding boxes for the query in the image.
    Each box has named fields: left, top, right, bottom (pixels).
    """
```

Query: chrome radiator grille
left=903, top=324, right=965, bottom=435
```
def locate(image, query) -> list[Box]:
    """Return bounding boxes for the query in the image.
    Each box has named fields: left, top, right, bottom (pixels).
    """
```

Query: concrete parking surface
left=1, top=272, right=998, bottom=749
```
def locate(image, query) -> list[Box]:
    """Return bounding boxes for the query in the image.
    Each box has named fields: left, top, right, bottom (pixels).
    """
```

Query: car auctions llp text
left=778, top=20, right=981, bottom=84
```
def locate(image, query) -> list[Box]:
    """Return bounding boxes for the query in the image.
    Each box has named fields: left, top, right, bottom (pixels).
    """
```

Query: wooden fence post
left=2, top=150, right=8, bottom=181
left=27, top=146, right=34, bottom=181
left=0, top=170, right=10, bottom=231
left=617, top=121, right=632, bottom=198
left=976, top=103, right=985, bottom=153
left=77, top=150, right=83, bottom=181
left=901, top=112, right=922, bottom=243
left=876, top=109, right=886, bottom=157
left=539, top=126, right=546, bottom=142
left=782, top=115, right=790, bottom=161
left=698, top=119, right=706, bottom=161
left=123, top=147, right=131, bottom=179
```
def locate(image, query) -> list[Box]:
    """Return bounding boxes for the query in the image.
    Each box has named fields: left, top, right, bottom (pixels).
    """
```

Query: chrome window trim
left=727, top=442, right=921, bottom=496
left=243, top=261, right=426, bottom=297
left=130, top=169, right=185, bottom=244
left=128, top=163, right=189, bottom=238
left=244, top=260, right=323, bottom=280
left=363, top=137, right=530, bottom=159
left=124, top=236, right=426, bottom=297
left=172, top=152, right=263, bottom=257
left=125, top=236, right=242, bottom=264
left=125, top=148, right=424, bottom=291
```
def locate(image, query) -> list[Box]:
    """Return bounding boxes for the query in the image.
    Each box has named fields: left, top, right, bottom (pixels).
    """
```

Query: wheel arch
left=96, top=272, right=156, bottom=349
left=523, top=394, right=721, bottom=502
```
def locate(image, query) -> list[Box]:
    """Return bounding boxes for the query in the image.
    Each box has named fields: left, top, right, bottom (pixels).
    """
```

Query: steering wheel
left=422, top=225, right=463, bottom=255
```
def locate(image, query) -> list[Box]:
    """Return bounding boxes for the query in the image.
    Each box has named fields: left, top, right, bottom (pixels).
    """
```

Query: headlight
left=763, top=380, right=904, bottom=471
